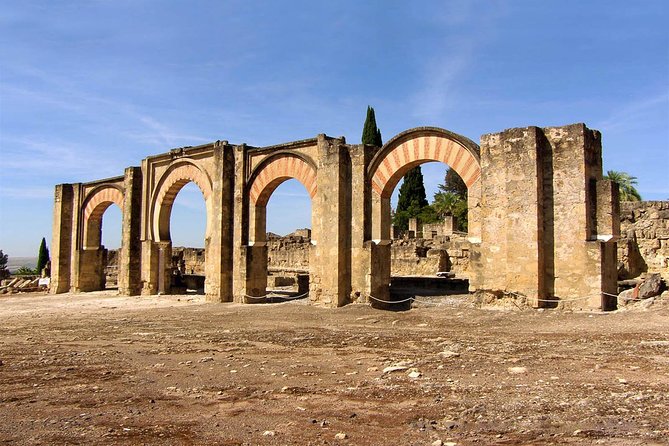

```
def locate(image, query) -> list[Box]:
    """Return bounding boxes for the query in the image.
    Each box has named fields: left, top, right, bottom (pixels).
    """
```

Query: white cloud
left=597, top=92, right=669, bottom=133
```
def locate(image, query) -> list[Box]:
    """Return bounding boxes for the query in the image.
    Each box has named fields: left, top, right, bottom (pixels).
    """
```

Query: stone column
left=157, top=241, right=172, bottom=294
left=204, top=142, right=234, bottom=302
left=118, top=167, right=143, bottom=295
left=365, top=192, right=393, bottom=304
left=310, top=135, right=352, bottom=307
left=368, top=239, right=392, bottom=308
left=349, top=143, right=374, bottom=303
left=474, top=127, right=547, bottom=306
left=543, top=124, right=618, bottom=310
left=232, top=144, right=264, bottom=302
left=50, top=184, right=74, bottom=293
left=78, top=248, right=106, bottom=291
left=141, top=240, right=160, bottom=295
left=68, top=183, right=84, bottom=292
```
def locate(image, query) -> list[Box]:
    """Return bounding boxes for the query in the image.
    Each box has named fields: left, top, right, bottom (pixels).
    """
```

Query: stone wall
left=391, top=236, right=470, bottom=276
left=172, top=247, right=206, bottom=276
left=267, top=235, right=310, bottom=271
left=111, top=232, right=470, bottom=283
left=618, top=201, right=669, bottom=280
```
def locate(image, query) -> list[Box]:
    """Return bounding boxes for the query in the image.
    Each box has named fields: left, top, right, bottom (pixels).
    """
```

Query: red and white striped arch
left=152, top=161, right=213, bottom=242
left=371, top=135, right=481, bottom=198
left=83, top=186, right=124, bottom=224
left=155, top=162, right=212, bottom=207
left=82, top=186, right=124, bottom=249
left=249, top=155, right=317, bottom=206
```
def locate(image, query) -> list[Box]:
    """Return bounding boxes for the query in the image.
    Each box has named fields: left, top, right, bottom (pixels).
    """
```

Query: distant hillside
left=6, top=257, right=37, bottom=273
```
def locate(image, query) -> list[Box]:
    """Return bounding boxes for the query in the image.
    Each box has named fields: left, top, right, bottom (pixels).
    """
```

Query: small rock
left=198, top=357, right=214, bottom=363
left=383, top=365, right=408, bottom=374
left=442, top=419, right=457, bottom=429
left=408, top=370, right=422, bottom=379
left=366, top=367, right=378, bottom=372
left=618, top=378, right=628, bottom=384
left=334, top=432, right=347, bottom=440
left=638, top=273, right=662, bottom=299
left=262, top=430, right=275, bottom=436
left=508, top=366, right=527, bottom=374
left=432, top=440, right=443, bottom=446
left=641, top=297, right=656, bottom=309
left=617, top=289, right=635, bottom=306
left=438, top=350, right=460, bottom=358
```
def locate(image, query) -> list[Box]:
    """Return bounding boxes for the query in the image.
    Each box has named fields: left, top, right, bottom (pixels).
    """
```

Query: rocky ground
left=0, top=291, right=668, bottom=445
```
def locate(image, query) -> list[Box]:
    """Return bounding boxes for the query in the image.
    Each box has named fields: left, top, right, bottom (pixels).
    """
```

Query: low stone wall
left=172, top=247, right=206, bottom=276
left=391, top=236, right=470, bottom=277
left=267, top=235, right=310, bottom=270
left=618, top=201, right=669, bottom=281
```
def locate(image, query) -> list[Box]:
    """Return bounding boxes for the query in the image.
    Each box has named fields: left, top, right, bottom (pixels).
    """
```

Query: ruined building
left=51, top=124, right=620, bottom=310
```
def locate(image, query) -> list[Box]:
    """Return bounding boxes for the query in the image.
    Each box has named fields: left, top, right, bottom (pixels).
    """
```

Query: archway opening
left=100, top=203, right=122, bottom=290
left=263, top=178, right=313, bottom=300
left=80, top=194, right=123, bottom=292
left=367, top=128, right=481, bottom=308
left=387, top=162, right=471, bottom=301
left=164, top=181, right=207, bottom=294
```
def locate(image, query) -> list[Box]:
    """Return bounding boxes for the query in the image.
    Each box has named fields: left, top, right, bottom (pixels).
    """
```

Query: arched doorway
left=244, top=153, right=317, bottom=302
left=150, top=161, right=213, bottom=295
left=79, top=186, right=124, bottom=291
left=367, top=127, right=481, bottom=305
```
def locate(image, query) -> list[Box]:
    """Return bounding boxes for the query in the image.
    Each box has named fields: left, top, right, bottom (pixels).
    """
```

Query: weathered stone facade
left=618, top=201, right=669, bottom=281
left=51, top=124, right=618, bottom=310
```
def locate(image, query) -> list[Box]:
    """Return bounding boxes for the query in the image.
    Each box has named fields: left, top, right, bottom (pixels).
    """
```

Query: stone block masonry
left=618, top=201, right=669, bottom=281
left=51, top=124, right=618, bottom=310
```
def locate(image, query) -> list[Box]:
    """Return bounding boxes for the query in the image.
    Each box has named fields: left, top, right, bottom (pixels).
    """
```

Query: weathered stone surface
left=50, top=124, right=617, bottom=311
left=618, top=201, right=669, bottom=281
left=638, top=273, right=662, bottom=299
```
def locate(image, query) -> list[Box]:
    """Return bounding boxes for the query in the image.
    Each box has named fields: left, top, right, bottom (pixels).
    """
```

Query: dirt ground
left=0, top=291, right=668, bottom=446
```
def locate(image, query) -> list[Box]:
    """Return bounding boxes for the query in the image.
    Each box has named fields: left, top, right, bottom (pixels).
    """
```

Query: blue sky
left=1, top=0, right=667, bottom=256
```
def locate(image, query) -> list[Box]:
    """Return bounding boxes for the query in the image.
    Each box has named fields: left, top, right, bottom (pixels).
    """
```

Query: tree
left=0, top=250, right=8, bottom=279
left=361, top=106, right=383, bottom=147
left=15, top=266, right=35, bottom=276
left=36, top=237, right=50, bottom=274
left=393, top=166, right=430, bottom=230
left=443, top=168, right=467, bottom=198
left=429, top=168, right=469, bottom=231
left=604, top=170, right=642, bottom=202
left=432, top=191, right=468, bottom=232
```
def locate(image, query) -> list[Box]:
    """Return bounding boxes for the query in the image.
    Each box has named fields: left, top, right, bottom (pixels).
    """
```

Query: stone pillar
left=349, top=143, right=375, bottom=302
left=474, top=127, right=547, bottom=306
left=50, top=184, right=74, bottom=293
left=157, top=241, right=172, bottom=294
left=204, top=142, right=234, bottom=302
left=543, top=124, right=618, bottom=310
left=231, top=144, right=266, bottom=302
left=408, top=218, right=419, bottom=236
left=68, top=183, right=84, bottom=292
left=368, top=240, right=392, bottom=307
left=443, top=216, right=454, bottom=235
left=118, top=167, right=143, bottom=295
left=78, top=248, right=106, bottom=291
left=141, top=240, right=160, bottom=295
left=310, top=135, right=351, bottom=307
left=472, top=123, right=618, bottom=310
left=239, top=244, right=268, bottom=302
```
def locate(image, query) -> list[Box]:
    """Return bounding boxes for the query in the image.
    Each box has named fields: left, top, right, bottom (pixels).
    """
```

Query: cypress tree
left=0, top=250, right=8, bottom=279
left=362, top=106, right=383, bottom=147
left=36, top=237, right=50, bottom=274
left=393, top=166, right=429, bottom=230
left=443, top=168, right=468, bottom=199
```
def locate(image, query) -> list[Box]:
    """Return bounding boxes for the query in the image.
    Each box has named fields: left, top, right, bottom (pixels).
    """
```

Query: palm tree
left=604, top=170, right=642, bottom=202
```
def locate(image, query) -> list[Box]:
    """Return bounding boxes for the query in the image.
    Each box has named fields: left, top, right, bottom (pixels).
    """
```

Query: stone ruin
left=51, top=124, right=624, bottom=310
